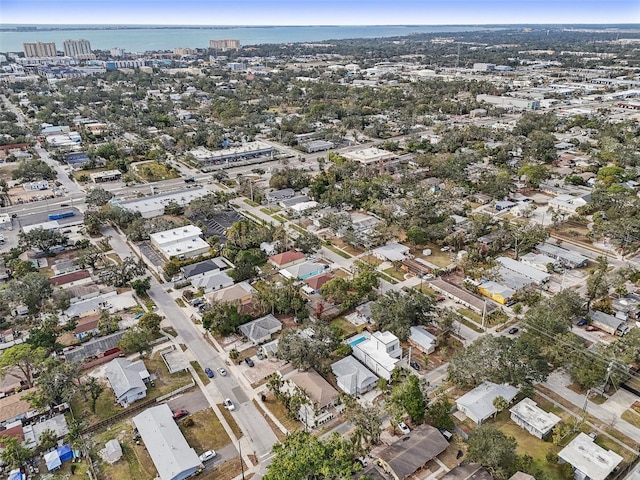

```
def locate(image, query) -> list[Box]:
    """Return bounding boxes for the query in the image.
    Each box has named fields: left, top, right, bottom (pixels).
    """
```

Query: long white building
left=149, top=225, right=210, bottom=260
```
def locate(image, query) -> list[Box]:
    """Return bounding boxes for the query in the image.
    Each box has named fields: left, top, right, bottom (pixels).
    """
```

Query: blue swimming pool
left=348, top=335, right=367, bottom=348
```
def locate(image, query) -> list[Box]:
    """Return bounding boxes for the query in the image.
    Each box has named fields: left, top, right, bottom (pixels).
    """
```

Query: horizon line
left=3, top=22, right=640, bottom=27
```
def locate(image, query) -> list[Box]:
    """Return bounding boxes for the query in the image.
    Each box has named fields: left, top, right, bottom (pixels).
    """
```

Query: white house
left=409, top=326, right=437, bottom=355
left=190, top=271, right=234, bottom=293
left=372, top=242, right=410, bottom=262
left=509, top=398, right=561, bottom=439
left=285, top=369, right=340, bottom=429
left=238, top=314, right=282, bottom=345
left=331, top=355, right=378, bottom=395
left=105, top=358, right=150, bottom=407
left=149, top=225, right=210, bottom=260
left=456, top=382, right=518, bottom=425
left=133, top=404, right=201, bottom=480
left=351, top=331, right=402, bottom=380
left=558, top=433, right=623, bottom=480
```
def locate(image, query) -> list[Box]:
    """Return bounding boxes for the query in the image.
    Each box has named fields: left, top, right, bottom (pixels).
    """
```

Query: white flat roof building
left=510, top=398, right=561, bottom=439
left=456, top=382, right=518, bottom=425
left=342, top=147, right=395, bottom=165
left=350, top=331, right=401, bottom=380
left=558, top=433, right=622, bottom=480
left=149, top=225, right=210, bottom=260
left=133, top=404, right=201, bottom=480
left=115, top=188, right=209, bottom=218
left=497, top=257, right=550, bottom=284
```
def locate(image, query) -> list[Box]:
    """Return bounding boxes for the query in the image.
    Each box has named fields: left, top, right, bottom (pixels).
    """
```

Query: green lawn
left=272, top=214, right=288, bottom=223
left=261, top=207, right=281, bottom=214
left=133, top=161, right=180, bottom=182
left=325, top=244, right=352, bottom=259
left=191, top=360, right=211, bottom=385
left=382, top=267, right=406, bottom=282
left=457, top=308, right=484, bottom=325
left=378, top=272, right=399, bottom=285
left=622, top=410, right=640, bottom=429
left=180, top=408, right=232, bottom=452
left=456, top=311, right=484, bottom=333
left=330, top=317, right=359, bottom=339
left=491, top=410, right=567, bottom=480
left=244, top=199, right=260, bottom=207
left=289, top=223, right=307, bottom=235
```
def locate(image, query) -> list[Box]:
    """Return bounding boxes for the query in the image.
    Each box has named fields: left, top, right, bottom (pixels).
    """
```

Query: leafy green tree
left=228, top=260, right=257, bottom=282
left=466, top=425, right=518, bottom=480
left=11, top=158, right=56, bottom=181
left=389, top=374, right=427, bottom=423
left=38, top=428, right=58, bottom=451
left=31, top=359, right=83, bottom=407
left=0, top=435, right=31, bottom=468
left=294, top=231, right=321, bottom=254
left=448, top=336, right=548, bottom=389
left=85, top=186, right=113, bottom=206
left=277, top=320, right=339, bottom=370
left=342, top=394, right=383, bottom=448
left=518, top=164, right=551, bottom=189
left=86, top=376, right=104, bottom=413
left=0, top=343, right=47, bottom=389
left=264, top=431, right=357, bottom=480
left=371, top=290, right=435, bottom=341
left=7, top=258, right=36, bottom=278
left=98, top=256, right=146, bottom=287
left=138, top=312, right=162, bottom=335
left=97, top=309, right=119, bottom=336
left=5, top=271, right=53, bottom=313
left=18, top=227, right=68, bottom=254
left=427, top=397, right=454, bottom=430
left=202, top=301, right=251, bottom=336
left=586, top=256, right=610, bottom=311
left=118, top=327, right=153, bottom=356
left=130, top=276, right=151, bottom=297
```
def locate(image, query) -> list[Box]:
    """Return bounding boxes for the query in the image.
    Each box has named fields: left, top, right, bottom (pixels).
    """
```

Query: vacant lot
left=133, top=161, right=179, bottom=182
left=179, top=407, right=232, bottom=453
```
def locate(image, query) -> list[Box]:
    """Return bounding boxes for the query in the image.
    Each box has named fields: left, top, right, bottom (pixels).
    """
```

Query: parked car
left=577, top=319, right=587, bottom=327
left=439, top=428, right=453, bottom=441
left=134, top=313, right=144, bottom=320
left=223, top=398, right=235, bottom=411
left=398, top=422, right=410, bottom=435
left=356, top=457, right=368, bottom=467
left=245, top=357, right=255, bottom=367
left=588, top=431, right=598, bottom=441
left=199, top=450, right=216, bottom=462
left=172, top=409, right=189, bottom=420
left=508, top=327, right=519, bottom=335
left=256, top=351, right=264, bottom=360
left=217, top=367, right=227, bottom=376
left=436, top=296, right=446, bottom=302
left=204, top=367, right=215, bottom=378
left=586, top=325, right=599, bottom=332
left=409, top=360, right=421, bottom=371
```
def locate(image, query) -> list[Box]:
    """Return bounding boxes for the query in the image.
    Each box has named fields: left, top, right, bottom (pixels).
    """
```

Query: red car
left=436, top=296, right=446, bottom=302
left=585, top=325, right=599, bottom=332
left=172, top=409, right=189, bottom=420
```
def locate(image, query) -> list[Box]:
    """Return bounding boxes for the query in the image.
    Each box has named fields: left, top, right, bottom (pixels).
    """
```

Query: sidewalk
left=543, top=370, right=640, bottom=444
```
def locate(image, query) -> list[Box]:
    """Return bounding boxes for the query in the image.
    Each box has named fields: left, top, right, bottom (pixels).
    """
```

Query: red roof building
left=268, top=250, right=306, bottom=269
left=50, top=270, right=92, bottom=287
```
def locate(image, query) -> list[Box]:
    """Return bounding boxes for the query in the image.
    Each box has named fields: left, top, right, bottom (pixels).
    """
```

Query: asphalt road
left=148, top=284, right=278, bottom=457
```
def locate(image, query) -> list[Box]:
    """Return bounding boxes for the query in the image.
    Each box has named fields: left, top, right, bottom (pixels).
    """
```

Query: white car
left=217, top=367, right=227, bottom=376
left=398, top=422, right=410, bottom=435
left=199, top=450, right=216, bottom=462
left=223, top=398, right=235, bottom=411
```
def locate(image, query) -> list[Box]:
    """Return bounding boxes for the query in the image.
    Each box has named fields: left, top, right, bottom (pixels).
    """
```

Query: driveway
left=167, top=389, right=210, bottom=415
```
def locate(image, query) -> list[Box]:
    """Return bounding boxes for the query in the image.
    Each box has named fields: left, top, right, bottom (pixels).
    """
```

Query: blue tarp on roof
left=57, top=444, right=73, bottom=462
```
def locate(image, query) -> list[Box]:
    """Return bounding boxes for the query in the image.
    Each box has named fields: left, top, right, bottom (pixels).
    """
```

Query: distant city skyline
left=2, top=0, right=639, bottom=26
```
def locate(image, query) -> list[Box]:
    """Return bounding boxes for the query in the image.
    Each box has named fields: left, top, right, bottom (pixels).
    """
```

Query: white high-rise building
left=63, top=39, right=94, bottom=60
left=23, top=41, right=57, bottom=57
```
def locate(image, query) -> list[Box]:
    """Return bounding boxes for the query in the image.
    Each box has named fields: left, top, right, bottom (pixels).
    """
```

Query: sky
left=1, top=0, right=639, bottom=25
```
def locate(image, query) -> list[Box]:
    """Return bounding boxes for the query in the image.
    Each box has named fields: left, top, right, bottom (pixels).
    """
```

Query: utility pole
left=239, top=440, right=245, bottom=480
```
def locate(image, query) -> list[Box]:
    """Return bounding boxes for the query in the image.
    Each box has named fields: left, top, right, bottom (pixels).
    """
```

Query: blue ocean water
left=0, top=24, right=498, bottom=53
